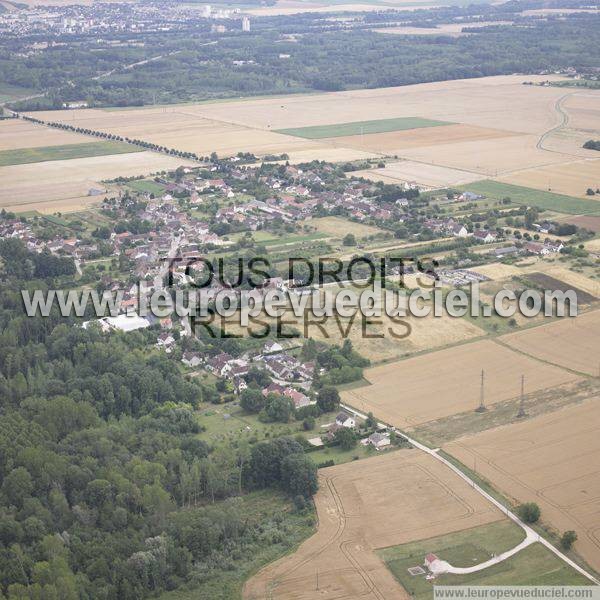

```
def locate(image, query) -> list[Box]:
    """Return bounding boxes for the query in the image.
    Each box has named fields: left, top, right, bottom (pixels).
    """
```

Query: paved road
left=340, top=402, right=600, bottom=585
left=431, top=529, right=537, bottom=576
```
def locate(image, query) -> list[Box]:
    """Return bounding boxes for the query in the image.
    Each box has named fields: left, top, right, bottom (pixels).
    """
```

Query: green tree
left=262, top=395, right=295, bottom=423
left=85, top=479, right=113, bottom=508
left=280, top=454, right=318, bottom=498
left=365, top=412, right=377, bottom=429
left=239, top=388, right=266, bottom=413
left=317, top=387, right=340, bottom=413
left=560, top=530, right=577, bottom=550
left=244, top=437, right=303, bottom=489
left=302, top=417, right=315, bottom=431
left=333, top=427, right=356, bottom=450
left=342, top=233, right=357, bottom=246
left=2, top=468, right=33, bottom=508
left=518, top=502, right=541, bottom=523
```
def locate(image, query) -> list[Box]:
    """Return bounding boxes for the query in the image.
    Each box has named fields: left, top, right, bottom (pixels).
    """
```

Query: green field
left=262, top=232, right=329, bottom=246
left=125, top=178, right=166, bottom=195
left=462, top=181, right=600, bottom=215
left=378, top=521, right=591, bottom=599
left=276, top=117, right=452, bottom=139
left=42, top=214, right=70, bottom=227
left=196, top=402, right=397, bottom=468
left=251, top=230, right=279, bottom=243
left=228, top=231, right=329, bottom=246
left=0, top=141, right=143, bottom=166
left=308, top=442, right=389, bottom=466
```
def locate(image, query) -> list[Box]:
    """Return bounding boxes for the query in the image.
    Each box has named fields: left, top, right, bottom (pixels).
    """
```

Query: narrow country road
left=533, top=91, right=586, bottom=160
left=432, top=530, right=537, bottom=576
left=340, top=402, right=600, bottom=585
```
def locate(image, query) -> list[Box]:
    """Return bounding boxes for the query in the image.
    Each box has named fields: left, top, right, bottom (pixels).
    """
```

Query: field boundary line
left=246, top=473, right=346, bottom=599
left=494, top=310, right=600, bottom=379
left=339, top=402, right=600, bottom=585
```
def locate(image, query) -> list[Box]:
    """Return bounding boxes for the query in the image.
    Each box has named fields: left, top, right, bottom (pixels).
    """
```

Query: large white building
left=83, top=312, right=151, bottom=333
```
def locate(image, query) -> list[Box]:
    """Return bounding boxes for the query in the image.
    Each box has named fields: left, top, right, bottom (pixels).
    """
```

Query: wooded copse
left=0, top=244, right=318, bottom=600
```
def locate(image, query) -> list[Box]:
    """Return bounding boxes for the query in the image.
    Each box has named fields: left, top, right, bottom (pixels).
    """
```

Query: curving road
left=429, top=528, right=537, bottom=576
left=535, top=92, right=579, bottom=156
left=340, top=402, right=600, bottom=585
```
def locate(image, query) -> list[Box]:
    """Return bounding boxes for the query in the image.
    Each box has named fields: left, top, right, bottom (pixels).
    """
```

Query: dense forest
left=0, top=239, right=320, bottom=599
left=4, top=7, right=600, bottom=109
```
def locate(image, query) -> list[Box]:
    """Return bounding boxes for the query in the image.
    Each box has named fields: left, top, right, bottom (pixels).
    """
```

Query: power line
left=517, top=374, right=527, bottom=418
left=475, top=369, right=487, bottom=412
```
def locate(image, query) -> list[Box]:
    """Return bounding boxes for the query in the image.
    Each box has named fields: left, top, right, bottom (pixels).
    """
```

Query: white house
left=524, top=241, right=551, bottom=255
left=424, top=553, right=449, bottom=576
left=424, top=553, right=439, bottom=570
left=544, top=240, right=564, bottom=253
left=450, top=223, right=469, bottom=237
left=335, top=411, right=356, bottom=428
left=458, top=191, right=482, bottom=201
left=366, top=432, right=390, bottom=450
left=473, top=230, right=497, bottom=244
left=263, top=341, right=284, bottom=355
left=182, top=351, right=202, bottom=368
left=156, top=332, right=176, bottom=352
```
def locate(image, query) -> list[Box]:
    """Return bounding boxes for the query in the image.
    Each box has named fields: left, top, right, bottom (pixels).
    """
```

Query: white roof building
left=103, top=313, right=151, bottom=332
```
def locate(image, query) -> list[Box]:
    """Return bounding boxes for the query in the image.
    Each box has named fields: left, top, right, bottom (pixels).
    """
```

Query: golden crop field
left=0, top=118, right=90, bottom=150
left=501, top=309, right=600, bottom=376
left=0, top=151, right=194, bottom=212
left=312, top=310, right=484, bottom=363
left=341, top=339, right=579, bottom=428
left=26, top=75, right=600, bottom=190
left=444, top=398, right=600, bottom=572
left=172, top=75, right=569, bottom=133
left=244, top=450, right=503, bottom=600
left=401, top=135, right=568, bottom=176
left=352, top=160, right=484, bottom=188
left=497, top=158, right=600, bottom=199
left=23, top=109, right=319, bottom=156
left=471, top=262, right=525, bottom=280
left=269, top=287, right=485, bottom=363
left=325, top=124, right=518, bottom=154
left=585, top=238, right=600, bottom=252
left=561, top=93, right=600, bottom=132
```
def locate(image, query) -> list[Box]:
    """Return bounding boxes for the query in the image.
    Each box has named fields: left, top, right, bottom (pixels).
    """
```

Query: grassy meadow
left=462, top=181, right=600, bottom=215
left=276, top=117, right=452, bottom=139
left=378, top=521, right=591, bottom=599
left=0, top=140, right=143, bottom=166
